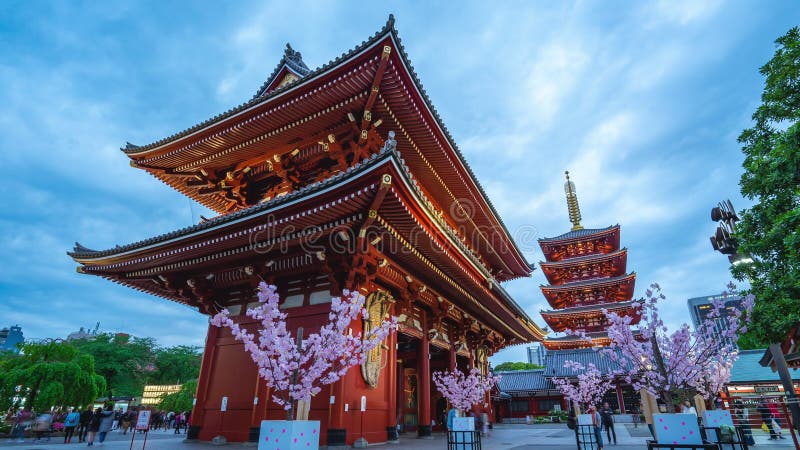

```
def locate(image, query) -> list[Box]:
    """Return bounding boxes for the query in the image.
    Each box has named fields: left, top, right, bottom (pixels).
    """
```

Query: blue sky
left=0, top=1, right=796, bottom=363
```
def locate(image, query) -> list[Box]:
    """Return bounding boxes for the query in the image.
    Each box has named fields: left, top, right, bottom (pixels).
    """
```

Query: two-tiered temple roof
left=539, top=172, right=640, bottom=350
left=69, top=15, right=545, bottom=345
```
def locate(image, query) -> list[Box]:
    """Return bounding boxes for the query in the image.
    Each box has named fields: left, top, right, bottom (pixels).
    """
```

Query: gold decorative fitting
left=360, top=130, right=368, bottom=140
left=348, top=112, right=356, bottom=122
left=291, top=149, right=300, bottom=157
left=327, top=134, right=336, bottom=143
left=564, top=171, right=584, bottom=231
left=382, top=46, right=392, bottom=58
left=364, top=110, right=372, bottom=121
left=200, top=168, right=208, bottom=176
left=244, top=266, right=255, bottom=276
left=378, top=258, right=387, bottom=267
left=273, top=154, right=281, bottom=162
left=381, top=174, right=392, bottom=185
left=129, top=160, right=138, bottom=167
left=76, top=266, right=86, bottom=274
left=242, top=166, right=251, bottom=173
left=226, top=171, right=234, bottom=180
left=373, top=119, right=383, bottom=128
left=322, top=143, right=329, bottom=151
left=371, top=86, right=379, bottom=93
left=368, top=209, right=378, bottom=218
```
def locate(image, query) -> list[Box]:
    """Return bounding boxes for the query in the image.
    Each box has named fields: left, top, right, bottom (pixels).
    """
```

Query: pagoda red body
left=69, top=17, right=544, bottom=445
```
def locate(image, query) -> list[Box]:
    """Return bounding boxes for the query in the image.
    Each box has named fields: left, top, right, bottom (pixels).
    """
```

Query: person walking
left=588, top=405, right=604, bottom=450
left=600, top=402, right=617, bottom=445
left=767, top=399, right=786, bottom=439
left=78, top=407, right=93, bottom=443
left=86, top=407, right=103, bottom=446
left=31, top=411, right=53, bottom=443
left=96, top=405, right=114, bottom=445
left=64, top=408, right=81, bottom=443
left=757, top=401, right=779, bottom=440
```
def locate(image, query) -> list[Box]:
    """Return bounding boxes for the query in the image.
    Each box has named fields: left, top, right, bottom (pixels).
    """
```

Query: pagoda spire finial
left=564, top=171, right=584, bottom=231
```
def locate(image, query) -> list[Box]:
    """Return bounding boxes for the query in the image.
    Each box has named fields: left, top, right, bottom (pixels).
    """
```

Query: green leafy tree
left=733, top=27, right=800, bottom=347
left=156, top=380, right=198, bottom=412
left=150, top=346, right=201, bottom=385
left=492, top=361, right=544, bottom=371
left=70, top=333, right=156, bottom=397
left=0, top=341, right=106, bottom=411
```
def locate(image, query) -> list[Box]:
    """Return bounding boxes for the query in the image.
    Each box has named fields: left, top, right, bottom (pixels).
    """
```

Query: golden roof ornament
left=564, top=171, right=584, bottom=231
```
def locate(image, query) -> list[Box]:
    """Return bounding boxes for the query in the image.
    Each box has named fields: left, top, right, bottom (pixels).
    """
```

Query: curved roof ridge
left=251, top=43, right=314, bottom=100
left=538, top=225, right=619, bottom=243
left=69, top=148, right=396, bottom=259
left=122, top=15, right=397, bottom=155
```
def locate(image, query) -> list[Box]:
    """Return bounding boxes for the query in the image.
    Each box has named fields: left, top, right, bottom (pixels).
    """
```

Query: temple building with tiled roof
left=69, top=15, right=544, bottom=446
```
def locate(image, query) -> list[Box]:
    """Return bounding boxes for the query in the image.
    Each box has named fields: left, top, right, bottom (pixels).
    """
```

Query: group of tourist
left=5, top=404, right=192, bottom=445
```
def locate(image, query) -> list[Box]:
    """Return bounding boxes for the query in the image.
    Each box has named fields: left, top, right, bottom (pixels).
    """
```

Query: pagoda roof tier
left=540, top=248, right=627, bottom=286
left=69, top=148, right=544, bottom=343
left=540, top=300, right=642, bottom=333
left=119, top=15, right=530, bottom=281
left=542, top=332, right=612, bottom=350
left=540, top=273, right=636, bottom=310
left=538, top=225, right=620, bottom=262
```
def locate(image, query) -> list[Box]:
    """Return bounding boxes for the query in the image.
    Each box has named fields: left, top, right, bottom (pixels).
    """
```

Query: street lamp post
left=710, top=199, right=800, bottom=431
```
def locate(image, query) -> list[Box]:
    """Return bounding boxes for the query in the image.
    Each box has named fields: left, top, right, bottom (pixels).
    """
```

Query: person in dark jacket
left=600, top=402, right=617, bottom=445
left=86, top=407, right=103, bottom=446
left=78, top=407, right=93, bottom=442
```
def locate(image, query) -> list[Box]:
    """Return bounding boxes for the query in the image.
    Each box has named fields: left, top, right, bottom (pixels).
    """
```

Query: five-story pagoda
left=539, top=172, right=640, bottom=350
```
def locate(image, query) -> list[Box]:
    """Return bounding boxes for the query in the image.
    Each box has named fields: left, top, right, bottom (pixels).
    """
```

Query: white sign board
left=577, top=414, right=594, bottom=426
left=135, top=410, right=151, bottom=431
left=221, top=396, right=228, bottom=412
left=452, top=417, right=475, bottom=431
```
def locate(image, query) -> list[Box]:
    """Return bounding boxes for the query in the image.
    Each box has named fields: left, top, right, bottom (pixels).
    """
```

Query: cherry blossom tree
left=585, top=282, right=754, bottom=407
left=432, top=368, right=499, bottom=413
left=211, top=282, right=397, bottom=419
left=551, top=361, right=615, bottom=410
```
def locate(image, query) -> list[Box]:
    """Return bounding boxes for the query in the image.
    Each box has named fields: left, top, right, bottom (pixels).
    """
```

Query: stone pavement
left=1, top=424, right=797, bottom=450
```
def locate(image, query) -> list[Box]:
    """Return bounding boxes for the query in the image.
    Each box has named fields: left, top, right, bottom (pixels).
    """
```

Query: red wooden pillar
left=449, top=346, right=457, bottom=371
left=417, top=330, right=432, bottom=437
left=616, top=383, right=626, bottom=413
left=386, top=330, right=399, bottom=442
left=188, top=323, right=218, bottom=440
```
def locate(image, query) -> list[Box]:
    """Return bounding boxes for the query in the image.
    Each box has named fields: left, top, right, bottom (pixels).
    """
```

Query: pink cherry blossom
left=211, top=282, right=397, bottom=413
left=569, top=282, right=753, bottom=406
left=551, top=361, right=614, bottom=409
left=432, top=368, right=499, bottom=412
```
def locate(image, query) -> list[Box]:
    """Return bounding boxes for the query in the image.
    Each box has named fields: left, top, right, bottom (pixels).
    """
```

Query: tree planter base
left=258, top=420, right=320, bottom=450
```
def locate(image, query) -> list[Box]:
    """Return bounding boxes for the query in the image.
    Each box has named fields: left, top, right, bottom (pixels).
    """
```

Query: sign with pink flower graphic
left=653, top=414, right=702, bottom=445
left=258, top=420, right=319, bottom=450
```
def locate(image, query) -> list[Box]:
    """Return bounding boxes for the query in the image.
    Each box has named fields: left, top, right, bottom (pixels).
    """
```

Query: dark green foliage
left=150, top=346, right=201, bottom=385
left=734, top=27, right=800, bottom=347
left=156, top=380, right=198, bottom=412
left=492, top=361, right=544, bottom=371
left=0, top=341, right=106, bottom=411
left=70, top=334, right=201, bottom=398
left=70, top=333, right=156, bottom=397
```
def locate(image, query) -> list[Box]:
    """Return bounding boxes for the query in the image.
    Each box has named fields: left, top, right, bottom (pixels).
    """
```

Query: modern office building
left=687, top=293, right=743, bottom=346
left=527, top=342, right=546, bottom=367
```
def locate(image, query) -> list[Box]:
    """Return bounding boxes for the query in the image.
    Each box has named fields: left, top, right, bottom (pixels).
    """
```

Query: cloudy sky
left=0, top=1, right=796, bottom=362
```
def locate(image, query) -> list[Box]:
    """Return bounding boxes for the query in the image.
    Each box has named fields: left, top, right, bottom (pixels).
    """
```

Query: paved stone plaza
left=1, top=424, right=796, bottom=450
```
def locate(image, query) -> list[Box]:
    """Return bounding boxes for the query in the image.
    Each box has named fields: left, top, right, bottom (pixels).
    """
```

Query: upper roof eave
left=119, top=15, right=531, bottom=278
left=538, top=225, right=620, bottom=244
